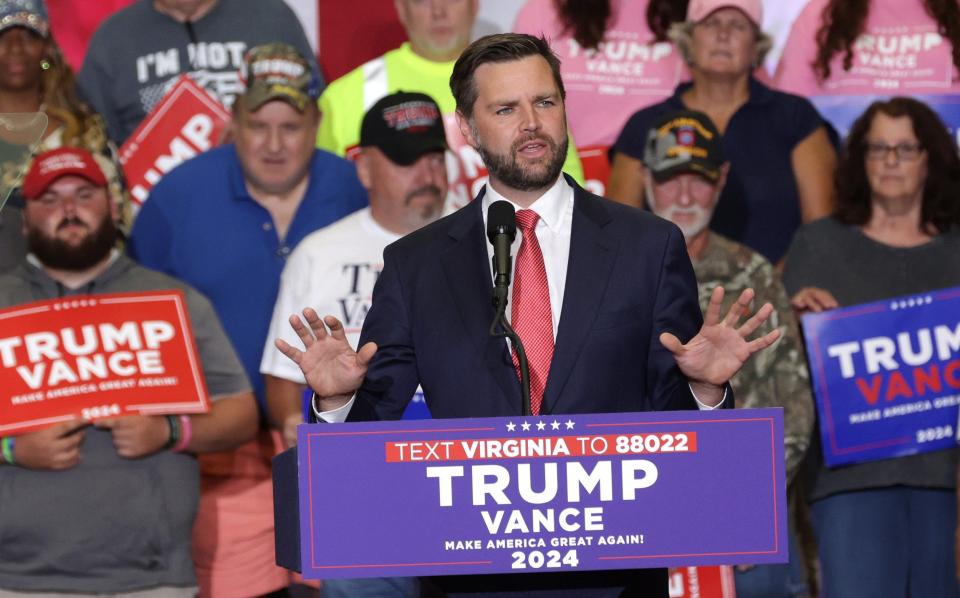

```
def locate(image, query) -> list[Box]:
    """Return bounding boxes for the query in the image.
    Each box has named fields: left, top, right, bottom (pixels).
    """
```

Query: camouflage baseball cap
left=642, top=110, right=726, bottom=183
left=238, top=43, right=320, bottom=113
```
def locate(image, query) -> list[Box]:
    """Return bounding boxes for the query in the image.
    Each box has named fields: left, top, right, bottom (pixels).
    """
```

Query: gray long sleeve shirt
left=783, top=217, right=960, bottom=501
left=78, top=0, right=322, bottom=145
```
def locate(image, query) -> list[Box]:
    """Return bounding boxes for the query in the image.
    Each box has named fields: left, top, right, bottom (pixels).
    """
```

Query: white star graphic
left=565, top=420, right=575, bottom=430
left=551, top=420, right=561, bottom=430
left=536, top=421, right=546, bottom=431
left=506, top=422, right=516, bottom=432
left=521, top=421, right=532, bottom=431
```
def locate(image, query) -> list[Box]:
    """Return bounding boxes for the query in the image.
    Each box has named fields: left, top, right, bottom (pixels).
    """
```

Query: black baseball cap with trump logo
left=642, top=110, right=726, bottom=183
left=360, top=92, right=447, bottom=166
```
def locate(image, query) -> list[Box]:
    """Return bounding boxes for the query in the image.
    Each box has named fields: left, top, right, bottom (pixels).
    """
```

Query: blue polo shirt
left=129, top=145, right=368, bottom=409
left=613, top=78, right=824, bottom=263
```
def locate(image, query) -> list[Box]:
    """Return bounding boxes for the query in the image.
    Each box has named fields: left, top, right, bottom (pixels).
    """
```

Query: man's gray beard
left=645, top=177, right=720, bottom=240
left=474, top=129, right=568, bottom=192
left=403, top=184, right=445, bottom=226
left=27, top=216, right=118, bottom=271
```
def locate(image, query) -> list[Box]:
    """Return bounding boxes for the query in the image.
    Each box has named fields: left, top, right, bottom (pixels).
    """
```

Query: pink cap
left=687, top=0, right=763, bottom=26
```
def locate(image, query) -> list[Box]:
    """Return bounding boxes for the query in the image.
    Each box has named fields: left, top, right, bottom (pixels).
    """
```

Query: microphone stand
left=490, top=290, right=532, bottom=417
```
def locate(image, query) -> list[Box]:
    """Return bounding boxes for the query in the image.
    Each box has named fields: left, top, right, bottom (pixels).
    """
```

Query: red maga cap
left=22, top=147, right=108, bottom=199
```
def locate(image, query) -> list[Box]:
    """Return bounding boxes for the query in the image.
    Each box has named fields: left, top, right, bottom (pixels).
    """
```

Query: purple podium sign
left=295, top=409, right=787, bottom=579
left=801, top=286, right=960, bottom=468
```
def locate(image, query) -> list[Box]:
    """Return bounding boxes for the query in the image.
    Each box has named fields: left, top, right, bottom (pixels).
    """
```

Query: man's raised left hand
left=660, top=286, right=781, bottom=406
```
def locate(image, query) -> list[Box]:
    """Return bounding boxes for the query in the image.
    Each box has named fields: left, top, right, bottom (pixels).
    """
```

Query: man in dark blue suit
left=277, top=33, right=780, bottom=598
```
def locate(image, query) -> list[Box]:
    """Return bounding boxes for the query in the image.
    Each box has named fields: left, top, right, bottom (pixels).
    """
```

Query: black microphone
left=486, top=200, right=516, bottom=310
left=486, top=200, right=532, bottom=416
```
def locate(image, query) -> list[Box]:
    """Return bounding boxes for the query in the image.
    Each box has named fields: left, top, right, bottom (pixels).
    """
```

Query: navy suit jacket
left=341, top=178, right=728, bottom=596
left=349, top=177, right=715, bottom=422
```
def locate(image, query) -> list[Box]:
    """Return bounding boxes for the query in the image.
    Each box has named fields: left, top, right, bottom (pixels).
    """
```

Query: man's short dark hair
left=450, top=33, right=565, bottom=118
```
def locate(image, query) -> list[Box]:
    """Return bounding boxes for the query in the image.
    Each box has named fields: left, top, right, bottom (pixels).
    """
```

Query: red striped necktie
left=511, top=209, right=554, bottom=415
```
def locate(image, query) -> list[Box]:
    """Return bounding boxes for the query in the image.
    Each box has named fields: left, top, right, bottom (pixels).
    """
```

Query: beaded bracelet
left=172, top=415, right=192, bottom=453
left=163, top=415, right=180, bottom=451
left=1, top=436, right=15, bottom=465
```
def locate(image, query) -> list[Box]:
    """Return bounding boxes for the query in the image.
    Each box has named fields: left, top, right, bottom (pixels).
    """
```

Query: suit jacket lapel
left=440, top=194, right=523, bottom=414
left=542, top=183, right=617, bottom=414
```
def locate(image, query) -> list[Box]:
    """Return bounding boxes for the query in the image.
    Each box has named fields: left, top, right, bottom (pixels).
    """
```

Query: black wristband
left=163, top=415, right=180, bottom=450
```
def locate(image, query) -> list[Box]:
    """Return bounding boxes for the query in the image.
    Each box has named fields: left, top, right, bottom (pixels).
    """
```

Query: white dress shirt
left=316, top=178, right=723, bottom=421
left=482, top=175, right=572, bottom=337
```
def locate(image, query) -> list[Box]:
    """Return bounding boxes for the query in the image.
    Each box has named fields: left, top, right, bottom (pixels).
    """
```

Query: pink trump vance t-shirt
left=513, top=0, right=688, bottom=195
left=774, top=0, right=960, bottom=139
left=513, top=0, right=688, bottom=150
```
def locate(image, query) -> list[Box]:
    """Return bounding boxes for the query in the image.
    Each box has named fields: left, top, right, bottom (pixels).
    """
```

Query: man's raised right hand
left=275, top=309, right=377, bottom=413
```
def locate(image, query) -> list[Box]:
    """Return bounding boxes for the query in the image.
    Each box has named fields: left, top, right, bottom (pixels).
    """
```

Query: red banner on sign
left=120, top=75, right=231, bottom=206
left=668, top=566, right=737, bottom=598
left=0, top=291, right=210, bottom=435
left=440, top=113, right=489, bottom=211
left=578, top=144, right=612, bottom=198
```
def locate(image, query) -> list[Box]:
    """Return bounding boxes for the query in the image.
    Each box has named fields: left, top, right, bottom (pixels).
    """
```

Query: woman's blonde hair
left=668, top=20, right=773, bottom=69
left=39, top=38, right=102, bottom=146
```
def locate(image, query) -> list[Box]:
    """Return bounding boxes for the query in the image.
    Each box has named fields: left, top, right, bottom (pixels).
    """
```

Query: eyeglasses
left=864, top=142, right=924, bottom=162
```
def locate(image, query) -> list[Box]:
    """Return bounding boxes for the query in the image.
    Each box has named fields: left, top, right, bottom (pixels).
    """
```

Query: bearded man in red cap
left=0, top=147, right=257, bottom=596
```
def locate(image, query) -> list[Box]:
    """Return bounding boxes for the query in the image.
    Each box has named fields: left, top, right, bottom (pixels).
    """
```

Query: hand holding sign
left=660, top=287, right=781, bottom=405
left=0, top=292, right=211, bottom=436
left=800, top=286, right=960, bottom=466
left=97, top=415, right=170, bottom=459
left=14, top=421, right=88, bottom=470
left=275, top=309, right=377, bottom=412
left=791, top=287, right=840, bottom=314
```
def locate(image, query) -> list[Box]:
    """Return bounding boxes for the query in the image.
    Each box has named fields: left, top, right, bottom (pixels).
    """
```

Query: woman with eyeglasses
left=607, top=0, right=837, bottom=266
left=783, top=97, right=960, bottom=598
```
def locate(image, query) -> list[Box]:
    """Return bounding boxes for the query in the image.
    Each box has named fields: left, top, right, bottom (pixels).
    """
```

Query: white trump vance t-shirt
left=262, top=207, right=395, bottom=382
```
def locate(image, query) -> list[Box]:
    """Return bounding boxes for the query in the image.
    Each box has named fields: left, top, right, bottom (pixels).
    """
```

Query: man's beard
left=475, top=129, right=568, bottom=192
left=404, top=184, right=445, bottom=225
left=655, top=204, right=712, bottom=240
left=27, top=215, right=118, bottom=271
left=646, top=178, right=717, bottom=240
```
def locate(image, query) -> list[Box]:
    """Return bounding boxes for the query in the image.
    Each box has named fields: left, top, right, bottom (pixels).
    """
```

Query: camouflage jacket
left=693, top=234, right=814, bottom=483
